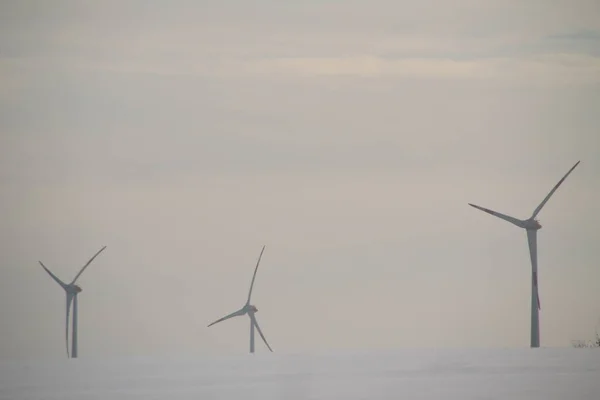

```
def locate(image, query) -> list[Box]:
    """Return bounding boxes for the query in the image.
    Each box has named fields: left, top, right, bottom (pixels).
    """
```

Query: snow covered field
left=1, top=348, right=599, bottom=399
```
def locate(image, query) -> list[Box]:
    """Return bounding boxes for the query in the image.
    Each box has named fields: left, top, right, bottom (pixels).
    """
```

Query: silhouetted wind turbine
left=39, top=246, right=107, bottom=358
left=469, top=161, right=580, bottom=348
left=207, top=245, right=273, bottom=353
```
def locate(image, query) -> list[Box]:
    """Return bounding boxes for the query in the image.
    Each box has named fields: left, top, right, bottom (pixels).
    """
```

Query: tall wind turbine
left=469, top=161, right=580, bottom=348
left=39, top=246, right=107, bottom=358
left=207, top=245, right=273, bottom=354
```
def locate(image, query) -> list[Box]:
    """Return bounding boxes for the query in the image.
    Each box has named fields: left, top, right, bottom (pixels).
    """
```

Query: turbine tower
left=207, top=245, right=273, bottom=354
left=469, top=161, right=579, bottom=348
left=39, top=246, right=107, bottom=358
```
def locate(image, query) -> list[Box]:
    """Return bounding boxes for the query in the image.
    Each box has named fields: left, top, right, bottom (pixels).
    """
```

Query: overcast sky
left=1, top=0, right=599, bottom=359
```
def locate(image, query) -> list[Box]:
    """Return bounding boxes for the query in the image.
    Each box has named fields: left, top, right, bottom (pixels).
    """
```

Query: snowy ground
left=1, top=348, right=599, bottom=399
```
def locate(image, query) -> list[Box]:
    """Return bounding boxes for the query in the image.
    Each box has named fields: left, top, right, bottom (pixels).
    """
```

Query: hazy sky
left=1, top=0, right=599, bottom=359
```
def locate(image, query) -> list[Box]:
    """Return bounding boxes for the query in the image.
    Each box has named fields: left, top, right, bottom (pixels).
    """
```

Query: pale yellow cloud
left=6, top=52, right=599, bottom=85
left=247, top=56, right=488, bottom=78
left=247, top=54, right=600, bottom=84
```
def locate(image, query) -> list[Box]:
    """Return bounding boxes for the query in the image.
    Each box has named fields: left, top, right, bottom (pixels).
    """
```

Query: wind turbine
left=207, top=245, right=273, bottom=354
left=469, top=161, right=580, bottom=348
left=39, top=246, right=107, bottom=358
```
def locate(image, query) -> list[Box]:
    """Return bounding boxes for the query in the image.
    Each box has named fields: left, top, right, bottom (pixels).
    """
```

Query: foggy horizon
left=1, top=0, right=599, bottom=360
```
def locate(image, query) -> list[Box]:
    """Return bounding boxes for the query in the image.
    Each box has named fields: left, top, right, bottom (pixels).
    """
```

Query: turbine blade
left=66, top=293, right=74, bottom=358
left=250, top=314, right=273, bottom=352
left=39, top=262, right=68, bottom=289
left=207, top=309, right=245, bottom=327
left=531, top=161, right=580, bottom=219
left=468, top=203, right=523, bottom=227
left=526, top=229, right=541, bottom=310
left=246, top=245, right=266, bottom=305
left=70, top=246, right=107, bottom=284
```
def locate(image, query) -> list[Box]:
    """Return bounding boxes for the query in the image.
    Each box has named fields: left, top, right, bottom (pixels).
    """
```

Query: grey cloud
left=540, top=30, right=600, bottom=56
left=548, top=29, right=600, bottom=40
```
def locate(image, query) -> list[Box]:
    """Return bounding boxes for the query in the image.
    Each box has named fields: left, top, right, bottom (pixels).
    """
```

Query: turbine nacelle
left=521, top=218, right=542, bottom=230
left=248, top=305, right=258, bottom=313
left=63, top=284, right=83, bottom=294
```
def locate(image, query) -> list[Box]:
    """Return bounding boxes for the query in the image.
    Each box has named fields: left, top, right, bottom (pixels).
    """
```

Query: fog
left=1, top=0, right=599, bottom=359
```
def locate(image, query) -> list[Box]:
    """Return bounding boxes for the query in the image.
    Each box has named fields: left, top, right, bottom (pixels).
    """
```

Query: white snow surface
left=1, top=348, right=599, bottom=399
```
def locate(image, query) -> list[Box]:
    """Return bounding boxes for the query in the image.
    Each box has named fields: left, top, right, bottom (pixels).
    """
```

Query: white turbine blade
left=39, top=262, right=67, bottom=289
left=526, top=229, right=541, bottom=310
left=66, top=293, right=74, bottom=358
left=246, top=245, right=266, bottom=305
left=250, top=314, right=273, bottom=352
left=531, top=161, right=580, bottom=219
left=468, top=203, right=523, bottom=227
left=70, top=246, right=106, bottom=285
left=207, top=308, right=245, bottom=327
left=249, top=317, right=255, bottom=354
